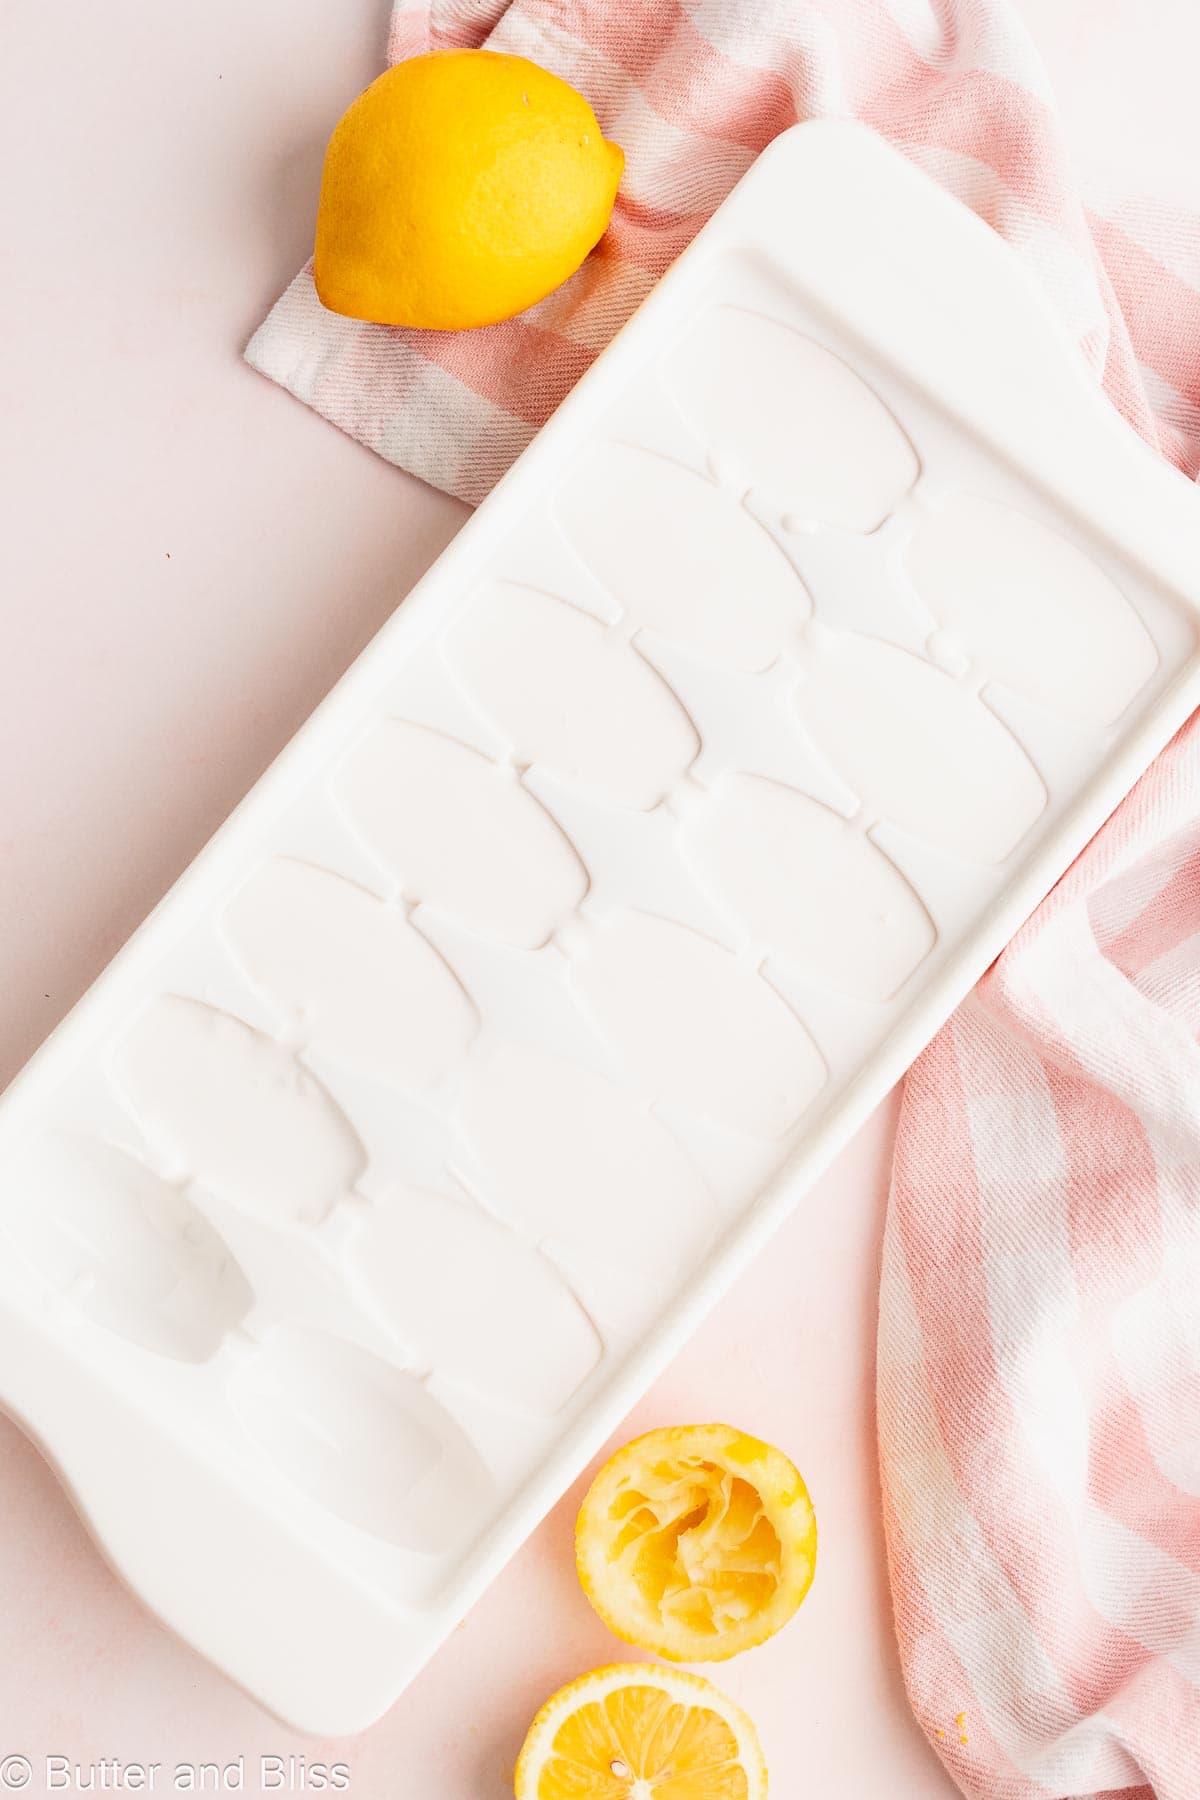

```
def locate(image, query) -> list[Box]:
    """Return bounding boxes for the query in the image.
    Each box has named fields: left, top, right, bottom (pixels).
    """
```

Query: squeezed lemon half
left=513, top=1662, right=767, bottom=1799
left=575, top=1424, right=816, bottom=1662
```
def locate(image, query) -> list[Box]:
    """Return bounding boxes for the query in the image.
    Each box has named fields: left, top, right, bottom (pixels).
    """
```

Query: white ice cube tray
left=3, top=122, right=1200, bottom=1733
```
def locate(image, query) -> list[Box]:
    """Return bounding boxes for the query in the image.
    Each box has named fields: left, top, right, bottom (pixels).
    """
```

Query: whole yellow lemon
left=314, top=50, right=624, bottom=331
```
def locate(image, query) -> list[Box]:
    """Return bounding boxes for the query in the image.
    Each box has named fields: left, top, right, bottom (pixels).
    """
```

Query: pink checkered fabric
left=249, top=6, right=1200, bottom=1794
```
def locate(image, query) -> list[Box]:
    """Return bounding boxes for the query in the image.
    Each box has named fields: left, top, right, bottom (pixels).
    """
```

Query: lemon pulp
left=514, top=1664, right=767, bottom=1799
left=576, top=1424, right=816, bottom=1662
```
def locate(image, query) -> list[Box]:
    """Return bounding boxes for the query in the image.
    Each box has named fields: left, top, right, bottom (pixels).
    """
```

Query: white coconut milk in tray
left=1, top=123, right=1199, bottom=1732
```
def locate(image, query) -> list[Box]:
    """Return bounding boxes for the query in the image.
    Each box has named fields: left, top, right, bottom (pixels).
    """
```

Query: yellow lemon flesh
left=513, top=1663, right=768, bottom=1800
left=576, top=1424, right=817, bottom=1663
left=314, top=50, right=624, bottom=330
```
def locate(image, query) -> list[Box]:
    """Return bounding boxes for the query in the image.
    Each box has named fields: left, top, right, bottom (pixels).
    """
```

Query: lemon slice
left=575, top=1424, right=816, bottom=1662
left=513, top=1662, right=767, bottom=1799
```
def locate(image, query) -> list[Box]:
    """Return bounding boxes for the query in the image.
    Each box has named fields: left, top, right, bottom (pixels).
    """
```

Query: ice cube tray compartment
left=2, top=123, right=1199, bottom=1733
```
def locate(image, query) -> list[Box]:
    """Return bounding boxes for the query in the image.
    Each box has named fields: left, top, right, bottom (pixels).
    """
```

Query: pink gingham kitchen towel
left=249, top=4, right=1200, bottom=1795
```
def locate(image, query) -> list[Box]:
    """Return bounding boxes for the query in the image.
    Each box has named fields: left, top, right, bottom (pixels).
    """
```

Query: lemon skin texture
left=314, top=50, right=625, bottom=331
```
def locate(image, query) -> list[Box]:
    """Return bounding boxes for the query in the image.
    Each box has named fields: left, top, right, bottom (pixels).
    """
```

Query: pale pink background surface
left=1, top=2, right=1197, bottom=1794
